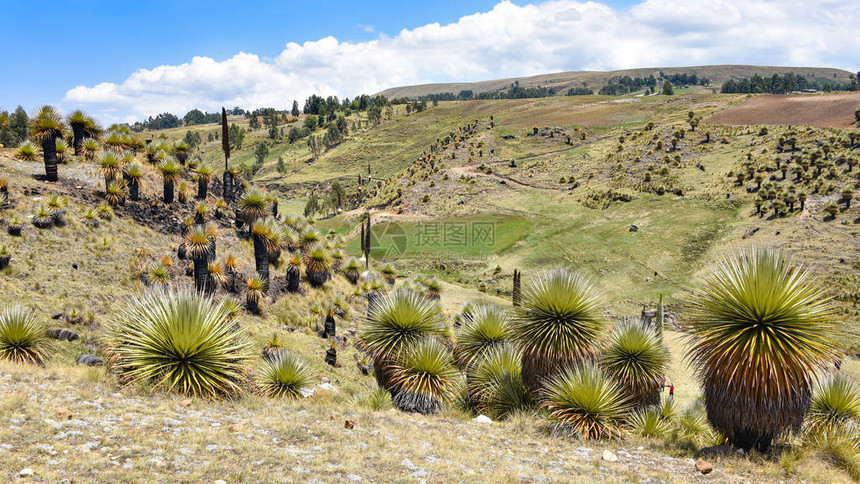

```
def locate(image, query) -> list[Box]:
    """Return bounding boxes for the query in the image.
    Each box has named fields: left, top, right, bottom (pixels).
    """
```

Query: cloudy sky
left=1, top=0, right=857, bottom=123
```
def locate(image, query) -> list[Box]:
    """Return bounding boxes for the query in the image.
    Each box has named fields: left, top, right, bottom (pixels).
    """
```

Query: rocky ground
left=0, top=362, right=811, bottom=484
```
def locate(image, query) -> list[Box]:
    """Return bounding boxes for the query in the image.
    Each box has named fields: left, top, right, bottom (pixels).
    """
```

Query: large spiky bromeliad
left=158, top=159, right=183, bottom=204
left=251, top=218, right=280, bottom=285
left=185, top=226, right=214, bottom=293
left=455, top=303, right=512, bottom=369
left=238, top=189, right=269, bottom=229
left=468, top=343, right=533, bottom=420
left=256, top=351, right=314, bottom=399
left=359, top=288, right=447, bottom=392
left=0, top=306, right=49, bottom=366
left=542, top=363, right=630, bottom=440
left=600, top=319, right=669, bottom=409
left=29, top=105, right=67, bottom=182
left=303, top=244, right=333, bottom=288
left=684, top=247, right=839, bottom=451
left=512, top=269, right=605, bottom=394
left=389, top=337, right=464, bottom=414
left=104, top=290, right=251, bottom=397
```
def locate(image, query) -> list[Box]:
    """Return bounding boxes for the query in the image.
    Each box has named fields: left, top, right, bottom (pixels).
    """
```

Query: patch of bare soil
left=704, top=93, right=860, bottom=129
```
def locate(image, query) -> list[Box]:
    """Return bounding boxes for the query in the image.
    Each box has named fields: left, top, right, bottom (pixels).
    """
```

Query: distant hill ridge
left=376, top=65, right=854, bottom=99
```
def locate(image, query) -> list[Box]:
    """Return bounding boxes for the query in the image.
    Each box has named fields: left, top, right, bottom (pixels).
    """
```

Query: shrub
left=359, top=288, right=446, bottom=390
left=16, top=140, right=38, bottom=161
left=513, top=269, right=604, bottom=393
left=805, top=374, right=860, bottom=439
left=455, top=303, right=512, bottom=369
left=0, top=306, right=48, bottom=365
left=468, top=343, right=532, bottom=419
left=600, top=319, right=668, bottom=408
left=105, top=290, right=251, bottom=397
left=390, top=338, right=463, bottom=414
left=684, top=247, right=838, bottom=450
left=542, top=363, right=629, bottom=440
left=256, top=351, right=314, bottom=399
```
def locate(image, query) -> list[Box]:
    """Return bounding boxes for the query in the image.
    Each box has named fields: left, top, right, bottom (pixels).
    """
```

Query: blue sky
left=0, top=0, right=855, bottom=123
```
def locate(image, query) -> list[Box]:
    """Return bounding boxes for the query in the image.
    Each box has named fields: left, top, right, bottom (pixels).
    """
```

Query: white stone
left=19, top=468, right=34, bottom=477
left=472, top=415, right=493, bottom=424
left=602, top=450, right=618, bottom=462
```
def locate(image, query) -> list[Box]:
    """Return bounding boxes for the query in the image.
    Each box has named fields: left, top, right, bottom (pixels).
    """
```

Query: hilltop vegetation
left=1, top=77, right=860, bottom=482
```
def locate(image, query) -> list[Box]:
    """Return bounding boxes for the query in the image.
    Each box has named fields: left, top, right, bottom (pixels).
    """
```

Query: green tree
left=8, top=106, right=29, bottom=146
left=662, top=81, right=674, bottom=95
left=276, top=156, right=286, bottom=174
left=326, top=180, right=345, bottom=211
left=291, top=101, right=300, bottom=118
left=304, top=193, right=320, bottom=217
left=254, top=143, right=269, bottom=164
left=367, top=105, right=382, bottom=126
left=183, top=109, right=206, bottom=125
left=304, top=115, right=318, bottom=132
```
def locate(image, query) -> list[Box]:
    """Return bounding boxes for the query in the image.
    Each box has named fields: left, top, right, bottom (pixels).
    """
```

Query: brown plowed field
left=704, top=93, right=860, bottom=129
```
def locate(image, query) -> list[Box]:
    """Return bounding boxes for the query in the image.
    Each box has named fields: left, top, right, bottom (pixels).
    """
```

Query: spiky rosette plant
left=102, top=131, right=125, bottom=151
left=455, top=303, right=512, bottom=369
left=104, top=181, right=126, bottom=207
left=104, top=289, right=251, bottom=397
left=238, top=189, right=268, bottom=227
left=29, top=105, right=67, bottom=181
left=341, top=258, right=362, bottom=285
left=468, top=343, right=532, bottom=419
left=81, top=137, right=99, bottom=161
left=16, top=140, right=38, bottom=161
left=207, top=262, right=226, bottom=293
left=330, top=249, right=345, bottom=272
left=600, top=319, right=668, bottom=408
left=285, top=253, right=302, bottom=293
left=627, top=405, right=671, bottom=439
left=185, top=226, right=214, bottom=293
left=804, top=374, right=860, bottom=440
left=196, top=164, right=213, bottom=199
left=158, top=159, right=183, bottom=204
left=251, top=218, right=280, bottom=284
left=381, top=264, right=397, bottom=286
left=54, top=138, right=69, bottom=163
left=359, top=288, right=446, bottom=391
left=97, top=150, right=123, bottom=189
left=298, top=226, right=323, bottom=253
left=684, top=247, right=839, bottom=451
left=513, top=269, right=605, bottom=393
left=124, top=162, right=144, bottom=201
left=66, top=109, right=89, bottom=155
left=173, top=141, right=190, bottom=165
left=256, top=351, right=314, bottom=399
left=0, top=306, right=49, bottom=365
left=303, top=244, right=332, bottom=288
left=389, top=338, right=464, bottom=414
left=542, top=363, right=630, bottom=440
left=46, top=193, right=69, bottom=226
left=245, top=275, right=266, bottom=315
left=32, top=206, right=53, bottom=229
left=147, top=264, right=170, bottom=288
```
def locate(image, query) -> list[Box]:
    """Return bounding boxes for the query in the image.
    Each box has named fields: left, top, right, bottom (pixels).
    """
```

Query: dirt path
left=448, top=164, right=567, bottom=192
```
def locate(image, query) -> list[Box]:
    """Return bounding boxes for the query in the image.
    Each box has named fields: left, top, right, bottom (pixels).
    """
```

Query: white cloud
left=359, top=24, right=375, bottom=33
left=63, top=0, right=860, bottom=123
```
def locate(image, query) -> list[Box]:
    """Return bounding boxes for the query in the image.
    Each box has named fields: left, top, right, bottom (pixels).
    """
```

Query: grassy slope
left=2, top=87, right=860, bottom=482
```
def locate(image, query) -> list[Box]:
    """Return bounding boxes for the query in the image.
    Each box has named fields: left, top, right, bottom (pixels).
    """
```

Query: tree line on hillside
left=721, top=71, right=860, bottom=94
left=599, top=73, right=708, bottom=96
